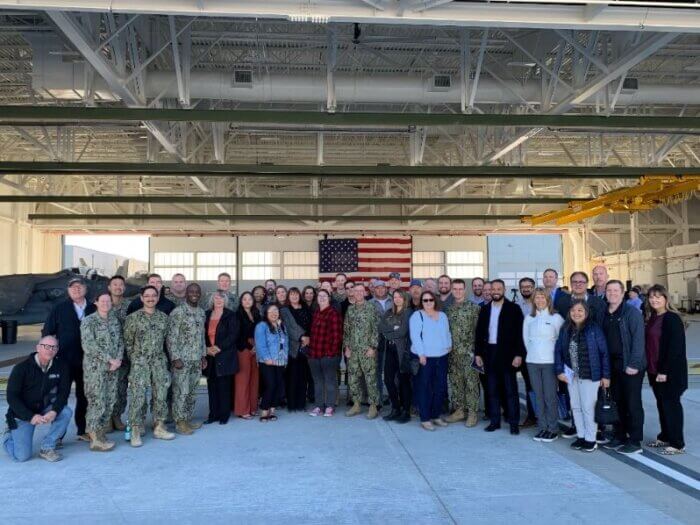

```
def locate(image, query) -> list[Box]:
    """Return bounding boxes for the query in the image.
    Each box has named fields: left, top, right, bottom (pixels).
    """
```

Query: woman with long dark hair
left=234, top=292, right=261, bottom=420
left=251, top=286, right=267, bottom=315
left=644, top=285, right=688, bottom=455
left=254, top=304, right=289, bottom=422
left=380, top=289, right=412, bottom=423
left=302, top=285, right=317, bottom=311
left=308, top=289, right=343, bottom=417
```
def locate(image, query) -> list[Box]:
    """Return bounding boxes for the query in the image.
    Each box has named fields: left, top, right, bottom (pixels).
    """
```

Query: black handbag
left=214, top=350, right=239, bottom=377
left=595, top=387, right=619, bottom=425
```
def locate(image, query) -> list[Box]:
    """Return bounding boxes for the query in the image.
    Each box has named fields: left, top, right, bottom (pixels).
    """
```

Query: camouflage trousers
left=448, top=351, right=480, bottom=414
left=111, top=357, right=130, bottom=418
left=84, top=363, right=119, bottom=433
left=172, top=360, right=202, bottom=422
left=347, top=348, right=379, bottom=406
left=128, top=357, right=171, bottom=428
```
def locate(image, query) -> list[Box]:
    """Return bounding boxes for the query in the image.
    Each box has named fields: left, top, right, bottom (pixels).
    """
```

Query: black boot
left=383, top=408, right=402, bottom=421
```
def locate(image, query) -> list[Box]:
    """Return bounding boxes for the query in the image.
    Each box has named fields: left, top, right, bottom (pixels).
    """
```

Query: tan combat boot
left=88, top=431, right=115, bottom=452
left=153, top=421, right=176, bottom=440
left=112, top=415, right=126, bottom=431
left=366, top=405, right=378, bottom=420
left=176, top=420, right=194, bottom=435
left=345, top=402, right=361, bottom=417
left=465, top=411, right=478, bottom=428
left=103, top=419, right=114, bottom=434
left=130, top=426, right=143, bottom=448
left=188, top=420, right=203, bottom=430
left=445, top=408, right=465, bottom=424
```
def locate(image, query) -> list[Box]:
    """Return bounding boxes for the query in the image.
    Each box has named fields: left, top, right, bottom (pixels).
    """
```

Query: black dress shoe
left=219, top=418, right=229, bottom=425
left=203, top=418, right=216, bottom=425
left=510, top=425, right=520, bottom=435
left=395, top=411, right=411, bottom=424
left=484, top=424, right=501, bottom=432
left=383, top=408, right=402, bottom=421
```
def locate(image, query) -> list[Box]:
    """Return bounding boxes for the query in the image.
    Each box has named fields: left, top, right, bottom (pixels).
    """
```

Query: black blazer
left=204, top=308, right=240, bottom=377
left=475, top=299, right=525, bottom=369
left=236, top=307, right=260, bottom=351
left=41, top=299, right=96, bottom=368
left=655, top=311, right=688, bottom=395
left=554, top=293, right=606, bottom=327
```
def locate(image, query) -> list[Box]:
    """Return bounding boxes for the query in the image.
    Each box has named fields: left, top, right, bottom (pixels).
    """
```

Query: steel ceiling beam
left=0, top=195, right=586, bottom=204
left=7, top=106, right=700, bottom=130
left=2, top=162, right=699, bottom=179
left=28, top=213, right=525, bottom=221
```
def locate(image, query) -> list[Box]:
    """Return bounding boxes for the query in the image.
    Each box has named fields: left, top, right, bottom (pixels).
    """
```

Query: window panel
left=284, top=266, right=319, bottom=280
left=153, top=267, right=195, bottom=281
left=242, top=251, right=280, bottom=265
left=154, top=252, right=193, bottom=266
left=446, top=265, right=483, bottom=279
left=196, top=267, right=237, bottom=281
left=413, top=251, right=444, bottom=264
left=283, top=252, right=319, bottom=265
left=242, top=266, right=280, bottom=280
left=446, top=251, right=483, bottom=264
left=413, top=265, right=444, bottom=279
left=196, top=252, right=236, bottom=266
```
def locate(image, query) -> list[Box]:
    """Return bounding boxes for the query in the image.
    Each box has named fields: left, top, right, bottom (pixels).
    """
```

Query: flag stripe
left=358, top=247, right=412, bottom=254
left=357, top=238, right=412, bottom=245
left=357, top=257, right=411, bottom=263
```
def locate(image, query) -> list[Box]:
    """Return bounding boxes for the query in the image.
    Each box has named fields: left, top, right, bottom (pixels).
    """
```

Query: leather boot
left=445, top=408, right=465, bottom=424
left=103, top=419, right=114, bottom=434
left=366, top=405, right=379, bottom=420
left=383, top=408, right=402, bottom=421
left=112, top=415, right=126, bottom=431
left=130, top=426, right=143, bottom=448
left=465, top=411, right=479, bottom=428
left=153, top=421, right=176, bottom=440
left=396, top=410, right=411, bottom=424
left=176, top=420, right=194, bottom=435
left=345, top=402, right=361, bottom=417
left=187, top=420, right=203, bottom=430
left=88, top=431, right=115, bottom=452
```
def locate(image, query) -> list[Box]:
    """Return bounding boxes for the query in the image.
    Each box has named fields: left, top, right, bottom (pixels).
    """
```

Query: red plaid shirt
left=309, top=305, right=343, bottom=359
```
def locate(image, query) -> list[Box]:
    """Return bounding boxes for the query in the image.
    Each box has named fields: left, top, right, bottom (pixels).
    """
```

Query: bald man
left=3, top=336, right=72, bottom=462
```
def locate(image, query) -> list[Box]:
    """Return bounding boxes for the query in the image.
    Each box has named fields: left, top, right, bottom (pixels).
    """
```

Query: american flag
left=319, top=237, right=413, bottom=286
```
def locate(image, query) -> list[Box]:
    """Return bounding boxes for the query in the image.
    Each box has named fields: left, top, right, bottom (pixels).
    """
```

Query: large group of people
left=3, top=265, right=689, bottom=463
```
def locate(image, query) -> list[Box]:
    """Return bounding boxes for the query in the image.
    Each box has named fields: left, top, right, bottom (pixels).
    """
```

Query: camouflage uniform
left=124, top=309, right=171, bottom=428
left=167, top=304, right=206, bottom=422
left=165, top=292, right=187, bottom=307
left=81, top=311, right=124, bottom=434
left=343, top=301, right=380, bottom=406
left=446, top=300, right=481, bottom=414
left=110, top=298, right=131, bottom=420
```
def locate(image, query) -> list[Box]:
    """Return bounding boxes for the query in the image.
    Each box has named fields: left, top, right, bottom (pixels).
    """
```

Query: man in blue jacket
left=601, top=280, right=646, bottom=455
left=41, top=277, right=96, bottom=441
left=3, top=336, right=72, bottom=462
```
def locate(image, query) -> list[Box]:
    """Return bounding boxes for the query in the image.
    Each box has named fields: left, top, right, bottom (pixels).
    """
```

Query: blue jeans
left=415, top=355, right=448, bottom=422
left=3, top=406, right=72, bottom=462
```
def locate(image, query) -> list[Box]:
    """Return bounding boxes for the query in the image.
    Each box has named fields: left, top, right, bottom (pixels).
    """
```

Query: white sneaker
left=323, top=407, right=334, bottom=417
left=309, top=407, right=322, bottom=417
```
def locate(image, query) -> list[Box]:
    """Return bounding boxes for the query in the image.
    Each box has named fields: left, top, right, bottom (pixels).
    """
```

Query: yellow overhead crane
left=525, top=176, right=700, bottom=226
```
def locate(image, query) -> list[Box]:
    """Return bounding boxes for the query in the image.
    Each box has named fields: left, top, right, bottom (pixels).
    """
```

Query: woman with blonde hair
left=644, top=285, right=688, bottom=454
left=523, top=288, right=564, bottom=442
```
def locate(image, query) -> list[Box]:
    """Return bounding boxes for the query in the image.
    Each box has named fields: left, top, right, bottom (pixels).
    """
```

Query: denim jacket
left=254, top=322, right=289, bottom=366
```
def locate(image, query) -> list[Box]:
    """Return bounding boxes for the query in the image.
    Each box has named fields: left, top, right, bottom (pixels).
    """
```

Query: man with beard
left=469, top=277, right=485, bottom=306
left=333, top=273, right=348, bottom=304
left=127, top=274, right=176, bottom=316
left=475, top=280, right=526, bottom=435
left=516, top=277, right=538, bottom=428
left=107, top=275, right=131, bottom=432
left=408, top=279, right=423, bottom=312
left=516, top=278, right=535, bottom=317
left=437, top=274, right=454, bottom=309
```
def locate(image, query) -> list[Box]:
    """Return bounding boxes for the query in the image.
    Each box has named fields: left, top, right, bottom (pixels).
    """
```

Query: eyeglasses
left=571, top=280, right=588, bottom=285
left=422, top=298, right=435, bottom=303
left=39, top=344, right=59, bottom=351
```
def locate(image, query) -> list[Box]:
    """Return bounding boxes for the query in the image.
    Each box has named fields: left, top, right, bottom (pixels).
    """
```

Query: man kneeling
left=3, top=336, right=72, bottom=462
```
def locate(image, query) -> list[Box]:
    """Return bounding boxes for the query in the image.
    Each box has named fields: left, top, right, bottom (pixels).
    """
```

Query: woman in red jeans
left=234, top=292, right=261, bottom=419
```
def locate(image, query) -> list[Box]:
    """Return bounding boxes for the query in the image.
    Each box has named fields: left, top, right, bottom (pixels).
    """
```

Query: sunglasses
left=422, top=298, right=435, bottom=303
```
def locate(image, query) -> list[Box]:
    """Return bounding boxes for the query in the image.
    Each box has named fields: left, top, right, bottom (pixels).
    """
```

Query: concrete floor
left=1, top=324, right=699, bottom=524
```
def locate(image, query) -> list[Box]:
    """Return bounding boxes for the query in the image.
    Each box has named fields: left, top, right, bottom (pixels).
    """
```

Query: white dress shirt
left=488, top=302, right=502, bottom=344
left=73, top=300, right=87, bottom=321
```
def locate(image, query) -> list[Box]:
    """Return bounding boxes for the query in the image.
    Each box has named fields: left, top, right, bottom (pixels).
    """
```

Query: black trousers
left=610, top=359, right=644, bottom=444
left=649, top=374, right=685, bottom=449
left=285, top=354, right=309, bottom=411
left=384, top=345, right=412, bottom=412
left=260, top=363, right=285, bottom=411
left=206, top=373, right=232, bottom=422
left=486, top=347, right=520, bottom=426
left=70, top=365, right=87, bottom=435
left=518, top=361, right=536, bottom=420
